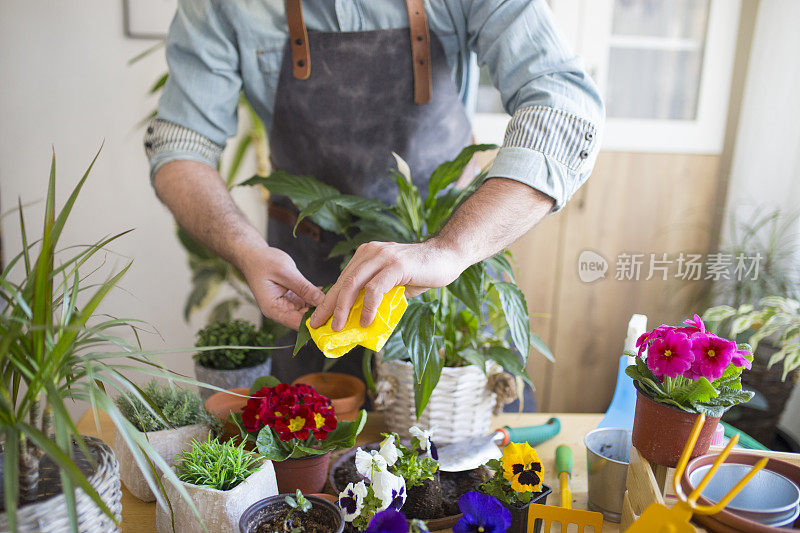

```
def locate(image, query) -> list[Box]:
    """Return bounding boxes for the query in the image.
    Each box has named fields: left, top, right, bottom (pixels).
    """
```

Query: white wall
left=721, top=0, right=800, bottom=440
left=0, top=1, right=264, bottom=416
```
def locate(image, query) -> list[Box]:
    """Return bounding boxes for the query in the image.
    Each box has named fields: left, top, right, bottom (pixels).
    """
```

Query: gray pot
left=194, top=359, right=272, bottom=402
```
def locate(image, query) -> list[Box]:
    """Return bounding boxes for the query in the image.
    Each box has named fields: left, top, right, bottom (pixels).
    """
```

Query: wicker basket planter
left=374, top=359, right=498, bottom=444
left=194, top=359, right=272, bottom=402
left=155, top=459, right=278, bottom=533
left=0, top=436, right=122, bottom=532
left=113, top=423, right=210, bottom=502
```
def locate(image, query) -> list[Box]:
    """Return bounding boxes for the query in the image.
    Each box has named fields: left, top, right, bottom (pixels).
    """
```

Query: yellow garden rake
left=626, top=413, right=768, bottom=533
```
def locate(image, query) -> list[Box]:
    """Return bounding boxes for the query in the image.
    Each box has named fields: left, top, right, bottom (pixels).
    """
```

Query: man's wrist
left=423, top=235, right=471, bottom=276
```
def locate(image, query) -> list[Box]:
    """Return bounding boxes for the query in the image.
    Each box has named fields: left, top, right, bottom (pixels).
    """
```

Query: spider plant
left=0, top=149, right=210, bottom=531
left=244, top=147, right=553, bottom=417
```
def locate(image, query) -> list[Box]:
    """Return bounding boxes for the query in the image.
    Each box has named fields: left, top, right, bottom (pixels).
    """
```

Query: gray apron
left=267, top=0, right=473, bottom=383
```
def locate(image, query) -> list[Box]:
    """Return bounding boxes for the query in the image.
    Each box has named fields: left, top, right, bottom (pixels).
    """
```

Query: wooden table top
left=76, top=410, right=618, bottom=533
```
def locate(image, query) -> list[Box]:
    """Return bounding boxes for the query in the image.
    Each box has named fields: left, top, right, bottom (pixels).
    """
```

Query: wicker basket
left=0, top=436, right=122, bottom=532
left=374, top=359, right=497, bottom=444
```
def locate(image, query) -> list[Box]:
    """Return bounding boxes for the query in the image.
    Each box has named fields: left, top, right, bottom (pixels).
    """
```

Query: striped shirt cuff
left=487, top=105, right=599, bottom=211
left=144, top=119, right=225, bottom=177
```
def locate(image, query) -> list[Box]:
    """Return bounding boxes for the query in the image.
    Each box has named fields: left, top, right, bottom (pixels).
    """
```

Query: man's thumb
left=280, top=269, right=324, bottom=307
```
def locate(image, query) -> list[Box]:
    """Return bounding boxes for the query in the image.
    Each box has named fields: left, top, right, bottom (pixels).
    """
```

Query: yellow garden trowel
left=527, top=445, right=605, bottom=532
left=627, top=413, right=768, bottom=533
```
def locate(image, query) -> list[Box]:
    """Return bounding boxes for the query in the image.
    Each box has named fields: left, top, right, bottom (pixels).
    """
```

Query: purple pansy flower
left=646, top=330, right=694, bottom=378
left=366, top=509, right=409, bottom=533
left=453, top=492, right=512, bottom=533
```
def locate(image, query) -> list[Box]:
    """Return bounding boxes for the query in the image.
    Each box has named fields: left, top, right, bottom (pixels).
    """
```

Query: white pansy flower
left=379, top=434, right=399, bottom=466
left=337, top=481, right=368, bottom=522
left=355, top=447, right=388, bottom=480
left=372, top=469, right=407, bottom=511
left=409, top=425, right=434, bottom=452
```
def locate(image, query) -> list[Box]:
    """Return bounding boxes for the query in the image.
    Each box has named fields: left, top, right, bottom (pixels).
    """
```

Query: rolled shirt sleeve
left=144, top=0, right=242, bottom=177
left=464, top=0, right=605, bottom=210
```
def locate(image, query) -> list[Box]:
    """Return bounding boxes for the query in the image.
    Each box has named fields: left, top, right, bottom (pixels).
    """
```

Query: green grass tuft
left=116, top=381, right=217, bottom=433
left=175, top=435, right=262, bottom=491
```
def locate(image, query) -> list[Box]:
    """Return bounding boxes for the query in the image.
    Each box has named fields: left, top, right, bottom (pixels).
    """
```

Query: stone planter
left=272, top=452, right=332, bottom=494
left=113, top=423, right=210, bottom=502
left=631, top=385, right=720, bottom=468
left=374, top=359, right=498, bottom=444
left=195, top=358, right=271, bottom=402
left=291, top=372, right=366, bottom=421
left=155, top=460, right=278, bottom=533
left=239, top=494, right=344, bottom=533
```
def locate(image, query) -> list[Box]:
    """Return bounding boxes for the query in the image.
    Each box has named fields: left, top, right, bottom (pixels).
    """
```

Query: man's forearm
left=429, top=177, right=555, bottom=269
left=152, top=160, right=266, bottom=272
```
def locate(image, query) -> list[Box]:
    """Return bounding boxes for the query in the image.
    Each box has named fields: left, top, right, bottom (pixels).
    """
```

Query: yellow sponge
left=308, top=286, right=408, bottom=358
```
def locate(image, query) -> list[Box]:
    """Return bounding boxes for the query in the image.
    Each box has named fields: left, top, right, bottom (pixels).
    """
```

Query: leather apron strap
left=285, top=0, right=432, bottom=104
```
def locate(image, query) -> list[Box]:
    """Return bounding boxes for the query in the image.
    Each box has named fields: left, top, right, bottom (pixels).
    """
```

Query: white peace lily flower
left=337, top=481, right=368, bottom=522
left=379, top=434, right=399, bottom=466
left=372, top=469, right=407, bottom=511
left=409, top=425, right=434, bottom=452
left=355, top=447, right=388, bottom=480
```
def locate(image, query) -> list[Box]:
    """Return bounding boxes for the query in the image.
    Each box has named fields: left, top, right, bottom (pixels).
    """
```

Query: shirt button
left=579, top=149, right=589, bottom=159
left=146, top=126, right=154, bottom=134
left=144, top=141, right=153, bottom=149
left=584, top=131, right=593, bottom=142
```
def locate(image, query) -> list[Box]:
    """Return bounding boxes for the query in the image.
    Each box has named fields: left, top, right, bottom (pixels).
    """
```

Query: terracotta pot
left=239, top=494, right=344, bottom=533
left=680, top=452, right=800, bottom=532
left=291, top=372, right=365, bottom=421
left=504, top=485, right=552, bottom=533
left=204, top=387, right=250, bottom=444
left=272, top=452, right=332, bottom=494
left=631, top=386, right=720, bottom=468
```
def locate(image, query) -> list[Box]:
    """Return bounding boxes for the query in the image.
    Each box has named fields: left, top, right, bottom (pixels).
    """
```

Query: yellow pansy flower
left=501, top=442, right=544, bottom=493
left=309, top=286, right=408, bottom=358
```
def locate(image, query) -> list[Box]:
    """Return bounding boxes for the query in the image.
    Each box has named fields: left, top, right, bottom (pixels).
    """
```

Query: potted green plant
left=239, top=490, right=345, bottom=533
left=236, top=376, right=366, bottom=494
left=245, top=147, right=552, bottom=442
left=0, top=150, right=206, bottom=531
left=155, top=435, right=278, bottom=533
left=194, top=319, right=281, bottom=402
left=703, top=296, right=800, bottom=446
left=626, top=315, right=754, bottom=467
left=480, top=442, right=551, bottom=533
left=113, top=381, right=217, bottom=501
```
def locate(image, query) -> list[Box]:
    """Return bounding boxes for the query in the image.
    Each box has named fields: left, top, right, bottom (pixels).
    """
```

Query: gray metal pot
left=194, top=359, right=272, bottom=402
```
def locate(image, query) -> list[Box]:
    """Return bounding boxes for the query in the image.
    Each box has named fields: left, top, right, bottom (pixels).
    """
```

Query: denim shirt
left=145, top=0, right=604, bottom=210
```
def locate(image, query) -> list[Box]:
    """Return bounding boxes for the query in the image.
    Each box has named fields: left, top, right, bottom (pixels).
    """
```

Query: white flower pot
left=194, top=359, right=272, bottom=402
left=374, top=359, right=498, bottom=444
left=113, top=423, right=210, bottom=502
left=155, top=461, right=278, bottom=533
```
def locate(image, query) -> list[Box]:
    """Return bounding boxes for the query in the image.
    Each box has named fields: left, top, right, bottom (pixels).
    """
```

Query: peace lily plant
left=244, top=146, right=552, bottom=417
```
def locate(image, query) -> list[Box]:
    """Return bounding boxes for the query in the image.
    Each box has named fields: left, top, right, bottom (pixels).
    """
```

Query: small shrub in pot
left=193, top=319, right=281, bottom=401
left=113, top=381, right=217, bottom=501
left=239, top=490, right=345, bottom=533
left=155, top=436, right=278, bottom=533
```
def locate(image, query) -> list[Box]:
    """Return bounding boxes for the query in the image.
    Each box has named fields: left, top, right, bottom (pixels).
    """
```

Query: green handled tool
left=437, top=417, right=561, bottom=472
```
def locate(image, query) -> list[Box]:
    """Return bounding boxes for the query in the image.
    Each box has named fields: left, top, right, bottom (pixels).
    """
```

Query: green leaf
left=208, top=298, right=240, bottom=324
left=399, top=301, right=437, bottom=385
left=671, top=378, right=718, bottom=405
left=459, top=347, right=487, bottom=374
left=294, top=308, right=315, bottom=356
left=183, top=267, right=223, bottom=321
left=530, top=332, right=554, bottom=362
left=256, top=427, right=291, bottom=461
left=447, top=263, right=484, bottom=317
left=485, top=252, right=516, bottom=281
left=490, top=282, right=531, bottom=357
left=485, top=346, right=531, bottom=385
left=413, top=339, right=444, bottom=419
left=249, top=375, right=281, bottom=394
left=380, top=333, right=408, bottom=362
left=322, top=410, right=367, bottom=451
left=425, top=144, right=497, bottom=210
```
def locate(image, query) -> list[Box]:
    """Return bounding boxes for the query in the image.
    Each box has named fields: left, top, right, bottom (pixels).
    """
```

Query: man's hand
left=307, top=240, right=465, bottom=331
left=239, top=246, right=325, bottom=331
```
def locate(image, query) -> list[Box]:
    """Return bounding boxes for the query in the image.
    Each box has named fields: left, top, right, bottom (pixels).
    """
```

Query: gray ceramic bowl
left=688, top=463, right=800, bottom=525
